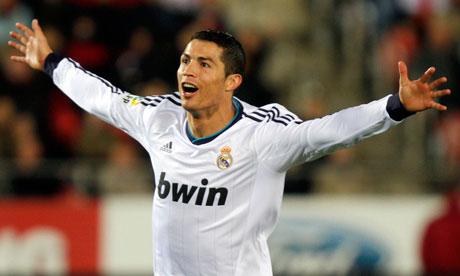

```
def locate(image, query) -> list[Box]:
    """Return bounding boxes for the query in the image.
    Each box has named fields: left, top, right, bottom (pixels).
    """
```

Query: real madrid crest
left=216, top=146, right=233, bottom=170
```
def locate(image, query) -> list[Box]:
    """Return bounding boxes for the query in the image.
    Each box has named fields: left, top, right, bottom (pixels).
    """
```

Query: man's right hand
left=8, top=19, right=53, bottom=71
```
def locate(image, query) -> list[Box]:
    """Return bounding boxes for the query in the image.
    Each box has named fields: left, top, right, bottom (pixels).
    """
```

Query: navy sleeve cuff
left=44, top=53, right=64, bottom=77
left=386, top=94, right=415, bottom=121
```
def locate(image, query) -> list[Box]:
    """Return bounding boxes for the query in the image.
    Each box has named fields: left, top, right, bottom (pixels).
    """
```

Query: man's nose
left=182, top=61, right=197, bottom=77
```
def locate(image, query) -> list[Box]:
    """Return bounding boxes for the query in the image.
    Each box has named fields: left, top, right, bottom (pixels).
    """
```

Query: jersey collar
left=186, top=98, right=243, bottom=145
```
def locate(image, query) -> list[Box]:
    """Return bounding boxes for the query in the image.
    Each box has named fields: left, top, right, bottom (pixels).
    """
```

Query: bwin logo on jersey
left=157, top=172, right=227, bottom=206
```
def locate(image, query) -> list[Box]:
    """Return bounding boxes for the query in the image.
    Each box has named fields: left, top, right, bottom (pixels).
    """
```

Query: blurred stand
left=0, top=0, right=459, bottom=198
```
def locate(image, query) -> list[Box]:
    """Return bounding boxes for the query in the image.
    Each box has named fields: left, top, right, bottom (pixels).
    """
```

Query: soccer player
left=8, top=19, right=451, bottom=275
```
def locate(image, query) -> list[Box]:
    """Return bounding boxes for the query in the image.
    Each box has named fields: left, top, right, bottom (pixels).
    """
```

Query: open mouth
left=182, top=82, right=199, bottom=93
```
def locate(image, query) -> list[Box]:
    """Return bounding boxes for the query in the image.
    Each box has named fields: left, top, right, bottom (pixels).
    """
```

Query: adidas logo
left=160, top=141, right=173, bottom=153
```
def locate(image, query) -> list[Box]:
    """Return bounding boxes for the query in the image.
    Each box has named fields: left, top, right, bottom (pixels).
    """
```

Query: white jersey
left=48, top=56, right=403, bottom=276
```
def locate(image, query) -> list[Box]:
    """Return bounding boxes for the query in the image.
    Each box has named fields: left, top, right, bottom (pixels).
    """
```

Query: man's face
left=177, top=39, right=229, bottom=114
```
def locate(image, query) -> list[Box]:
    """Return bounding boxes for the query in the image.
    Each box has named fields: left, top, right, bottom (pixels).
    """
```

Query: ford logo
left=269, top=218, right=389, bottom=275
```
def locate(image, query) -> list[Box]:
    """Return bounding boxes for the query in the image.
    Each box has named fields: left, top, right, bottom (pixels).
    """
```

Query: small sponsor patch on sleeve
left=122, top=95, right=142, bottom=106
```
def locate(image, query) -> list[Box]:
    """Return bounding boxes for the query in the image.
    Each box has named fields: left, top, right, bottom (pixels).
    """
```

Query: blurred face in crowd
left=177, top=39, right=241, bottom=116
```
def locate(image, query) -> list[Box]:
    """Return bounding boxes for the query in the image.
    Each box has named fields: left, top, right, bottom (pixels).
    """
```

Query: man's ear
left=225, top=74, right=243, bottom=92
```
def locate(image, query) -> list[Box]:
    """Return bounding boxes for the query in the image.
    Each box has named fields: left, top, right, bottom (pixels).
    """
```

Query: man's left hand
left=398, top=61, right=451, bottom=112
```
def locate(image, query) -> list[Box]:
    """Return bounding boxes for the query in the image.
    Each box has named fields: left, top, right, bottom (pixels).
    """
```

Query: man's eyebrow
left=197, top=56, right=216, bottom=64
left=181, top=53, right=216, bottom=64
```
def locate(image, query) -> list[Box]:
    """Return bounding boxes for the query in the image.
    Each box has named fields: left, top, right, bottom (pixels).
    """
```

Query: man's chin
left=180, top=92, right=197, bottom=106
left=181, top=100, right=195, bottom=112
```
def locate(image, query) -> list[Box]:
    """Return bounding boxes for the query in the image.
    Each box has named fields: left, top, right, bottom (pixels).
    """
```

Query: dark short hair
left=191, top=30, right=246, bottom=77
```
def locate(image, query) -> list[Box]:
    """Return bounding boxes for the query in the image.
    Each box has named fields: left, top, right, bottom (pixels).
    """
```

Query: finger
left=419, top=66, right=435, bottom=83
left=9, top=31, right=28, bottom=45
left=429, top=77, right=448, bottom=90
left=10, top=56, right=27, bottom=63
left=431, top=89, right=451, bottom=98
left=398, top=61, right=409, bottom=84
left=7, top=41, right=26, bottom=53
left=16, top=22, right=34, bottom=37
left=31, top=19, right=44, bottom=36
left=429, top=101, right=448, bottom=111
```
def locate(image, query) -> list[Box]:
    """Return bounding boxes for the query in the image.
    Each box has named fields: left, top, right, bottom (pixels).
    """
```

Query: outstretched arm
left=7, top=20, right=155, bottom=148
left=398, top=61, right=451, bottom=112
left=8, top=19, right=53, bottom=71
left=255, top=62, right=452, bottom=171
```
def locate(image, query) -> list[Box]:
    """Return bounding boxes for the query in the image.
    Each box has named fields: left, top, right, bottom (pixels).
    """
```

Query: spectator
left=234, top=29, right=274, bottom=106
left=0, top=48, right=55, bottom=156
left=9, top=114, right=63, bottom=196
left=115, top=26, right=156, bottom=88
left=421, top=189, right=460, bottom=274
left=430, top=111, right=460, bottom=186
left=0, top=96, right=16, bottom=157
left=97, top=140, right=152, bottom=194
left=412, top=13, right=460, bottom=109
left=71, top=113, right=125, bottom=196
left=0, top=0, right=32, bottom=46
left=66, top=15, right=110, bottom=72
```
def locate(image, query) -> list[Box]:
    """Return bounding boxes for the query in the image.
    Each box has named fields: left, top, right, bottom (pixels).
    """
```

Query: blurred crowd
left=1, top=0, right=460, bottom=197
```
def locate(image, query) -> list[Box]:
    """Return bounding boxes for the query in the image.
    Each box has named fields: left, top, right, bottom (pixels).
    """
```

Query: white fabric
left=52, top=58, right=400, bottom=276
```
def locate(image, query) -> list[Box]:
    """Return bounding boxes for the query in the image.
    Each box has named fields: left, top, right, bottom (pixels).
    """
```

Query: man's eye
left=201, top=62, right=210, bottom=68
left=182, top=58, right=189, bottom=64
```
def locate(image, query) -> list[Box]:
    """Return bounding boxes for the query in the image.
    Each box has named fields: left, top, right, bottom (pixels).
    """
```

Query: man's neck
left=186, top=101, right=236, bottom=139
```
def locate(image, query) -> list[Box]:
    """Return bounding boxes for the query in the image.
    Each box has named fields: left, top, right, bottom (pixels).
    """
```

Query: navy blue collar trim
left=186, top=99, right=243, bottom=145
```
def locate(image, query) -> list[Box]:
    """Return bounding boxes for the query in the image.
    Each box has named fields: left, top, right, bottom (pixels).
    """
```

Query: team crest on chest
left=216, top=146, right=233, bottom=170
